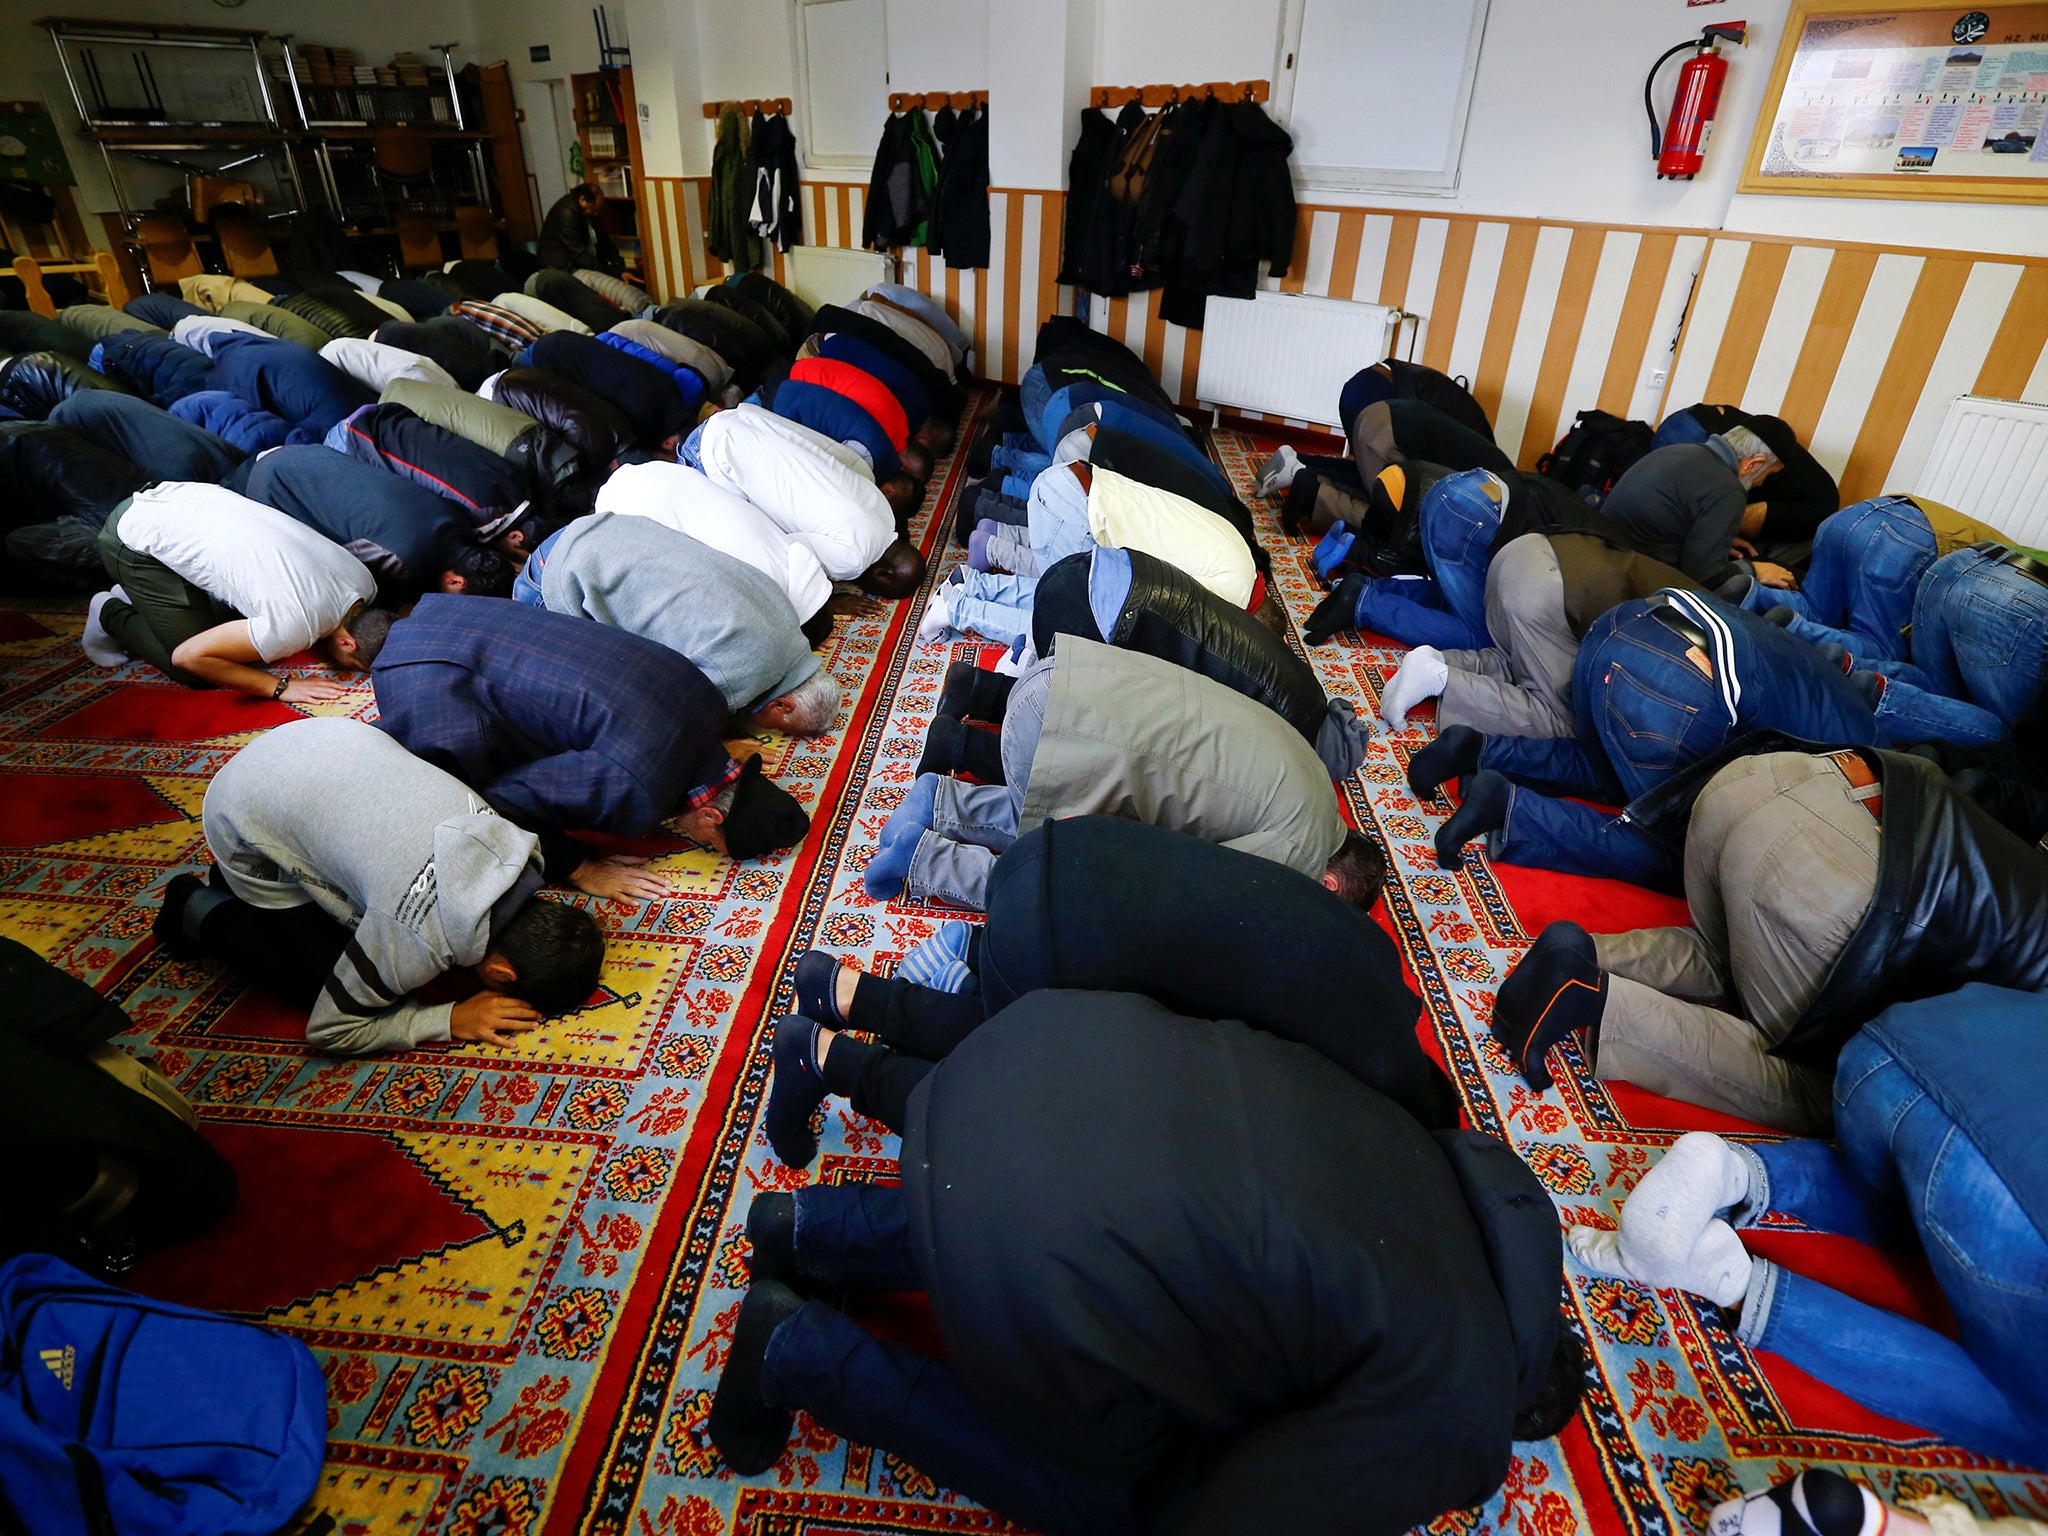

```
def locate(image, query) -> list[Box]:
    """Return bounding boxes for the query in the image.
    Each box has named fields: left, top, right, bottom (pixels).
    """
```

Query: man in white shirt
left=695, top=405, right=925, bottom=598
left=86, top=481, right=387, bottom=703
left=596, top=460, right=837, bottom=638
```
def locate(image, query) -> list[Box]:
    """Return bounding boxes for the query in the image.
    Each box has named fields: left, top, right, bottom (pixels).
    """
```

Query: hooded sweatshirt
left=202, top=716, right=544, bottom=1054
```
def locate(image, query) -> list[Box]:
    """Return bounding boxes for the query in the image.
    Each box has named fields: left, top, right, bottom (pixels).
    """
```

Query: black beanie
left=721, top=754, right=810, bottom=861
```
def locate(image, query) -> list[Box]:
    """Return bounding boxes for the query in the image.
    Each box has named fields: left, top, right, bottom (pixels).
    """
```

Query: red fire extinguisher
left=1647, top=22, right=1748, bottom=180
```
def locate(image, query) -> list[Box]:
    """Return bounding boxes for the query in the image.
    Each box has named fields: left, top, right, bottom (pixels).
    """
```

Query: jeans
left=1907, top=546, right=2048, bottom=727
left=1764, top=496, right=1934, bottom=663
left=1027, top=463, right=1096, bottom=568
left=1650, top=411, right=1710, bottom=449
left=1491, top=783, right=1681, bottom=892
left=991, top=444, right=1052, bottom=482
left=906, top=662, right=1051, bottom=908
left=761, top=1184, right=1141, bottom=1536
left=1353, top=469, right=1507, bottom=651
left=1736, top=1032, right=2048, bottom=1468
left=1020, top=367, right=1052, bottom=449
left=952, top=570, right=1039, bottom=649
left=1869, top=672, right=2009, bottom=748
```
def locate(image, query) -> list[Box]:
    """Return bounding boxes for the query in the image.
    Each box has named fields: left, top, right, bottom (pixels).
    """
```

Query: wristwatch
left=272, top=675, right=289, bottom=700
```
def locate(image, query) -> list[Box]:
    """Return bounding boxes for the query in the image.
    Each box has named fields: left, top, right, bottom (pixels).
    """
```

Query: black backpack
left=1538, top=409, right=1653, bottom=501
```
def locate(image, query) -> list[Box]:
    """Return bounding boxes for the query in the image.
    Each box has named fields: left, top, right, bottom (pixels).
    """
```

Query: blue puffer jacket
left=169, top=390, right=293, bottom=454
left=94, top=332, right=215, bottom=406
left=597, top=331, right=706, bottom=415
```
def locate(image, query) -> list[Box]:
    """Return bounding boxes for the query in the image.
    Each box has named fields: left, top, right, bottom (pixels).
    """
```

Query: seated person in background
left=1409, top=588, right=2002, bottom=890
left=1019, top=546, right=1373, bottom=776
left=1375, top=532, right=1699, bottom=738
left=515, top=510, right=841, bottom=735
left=327, top=402, right=539, bottom=540
left=527, top=330, right=697, bottom=451
left=165, top=715, right=626, bottom=1055
left=539, top=183, right=623, bottom=276
left=863, top=637, right=1378, bottom=912
left=373, top=595, right=811, bottom=855
left=594, top=459, right=835, bottom=642
left=243, top=445, right=514, bottom=598
left=1490, top=747, right=2048, bottom=1133
left=694, top=403, right=925, bottom=597
left=710, top=989, right=1585, bottom=1536
left=86, top=480, right=383, bottom=702
left=765, top=814, right=1437, bottom=1166
left=46, top=390, right=242, bottom=485
left=1575, top=986, right=2048, bottom=1472
left=1654, top=401, right=1839, bottom=546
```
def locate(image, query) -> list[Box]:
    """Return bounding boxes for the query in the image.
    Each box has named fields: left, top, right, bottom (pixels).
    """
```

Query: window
left=1273, top=0, right=1491, bottom=194
left=793, top=0, right=889, bottom=172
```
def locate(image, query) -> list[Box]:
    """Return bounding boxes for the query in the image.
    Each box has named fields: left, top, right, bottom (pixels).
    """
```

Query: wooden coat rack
left=1091, top=79, right=1269, bottom=109
left=702, top=97, right=793, bottom=118
left=887, top=89, right=988, bottom=112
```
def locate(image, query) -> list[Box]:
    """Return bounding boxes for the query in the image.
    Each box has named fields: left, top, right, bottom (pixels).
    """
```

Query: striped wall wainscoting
left=637, top=178, right=2048, bottom=496
left=1663, top=236, right=2048, bottom=505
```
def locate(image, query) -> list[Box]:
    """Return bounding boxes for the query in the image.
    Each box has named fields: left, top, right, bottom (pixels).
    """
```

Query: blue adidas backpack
left=0, top=1253, right=326, bottom=1536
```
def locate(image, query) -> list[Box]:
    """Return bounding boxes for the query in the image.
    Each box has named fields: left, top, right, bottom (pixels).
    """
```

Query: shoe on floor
left=1706, top=1470, right=1885, bottom=1536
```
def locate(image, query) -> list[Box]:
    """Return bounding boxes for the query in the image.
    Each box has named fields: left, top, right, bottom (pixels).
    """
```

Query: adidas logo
left=40, top=1346, right=75, bottom=1390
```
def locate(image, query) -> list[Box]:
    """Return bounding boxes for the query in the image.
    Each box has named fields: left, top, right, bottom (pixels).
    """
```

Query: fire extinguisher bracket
left=1647, top=21, right=1749, bottom=181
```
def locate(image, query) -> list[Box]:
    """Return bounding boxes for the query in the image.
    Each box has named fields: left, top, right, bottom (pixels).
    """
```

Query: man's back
left=1594, top=441, right=1745, bottom=585
left=904, top=991, right=1517, bottom=1529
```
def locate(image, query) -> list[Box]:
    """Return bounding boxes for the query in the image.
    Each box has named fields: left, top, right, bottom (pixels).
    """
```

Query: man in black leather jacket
left=538, top=184, right=622, bottom=275
left=1491, top=740, right=2048, bottom=1132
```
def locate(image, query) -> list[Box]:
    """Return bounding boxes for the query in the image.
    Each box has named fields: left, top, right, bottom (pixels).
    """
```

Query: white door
left=517, top=79, right=574, bottom=230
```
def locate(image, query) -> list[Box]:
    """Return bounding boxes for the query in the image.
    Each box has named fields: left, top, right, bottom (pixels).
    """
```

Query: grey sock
left=180, top=885, right=232, bottom=941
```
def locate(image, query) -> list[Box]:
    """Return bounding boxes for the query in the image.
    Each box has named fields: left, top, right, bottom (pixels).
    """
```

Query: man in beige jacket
left=861, top=637, right=1381, bottom=910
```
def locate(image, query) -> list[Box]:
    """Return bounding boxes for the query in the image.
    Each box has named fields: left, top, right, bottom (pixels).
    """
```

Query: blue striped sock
left=898, top=921, right=973, bottom=991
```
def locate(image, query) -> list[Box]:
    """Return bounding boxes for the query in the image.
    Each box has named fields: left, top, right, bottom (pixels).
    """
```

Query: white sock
left=1381, top=645, right=1449, bottom=732
left=916, top=588, right=953, bottom=643
left=1568, top=1215, right=1751, bottom=1307
left=1618, top=1132, right=1754, bottom=1288
left=81, top=591, right=130, bottom=668
left=992, top=637, right=1037, bottom=677
left=1254, top=444, right=1302, bottom=496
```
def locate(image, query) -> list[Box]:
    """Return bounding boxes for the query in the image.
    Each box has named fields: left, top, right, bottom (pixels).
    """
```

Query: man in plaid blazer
left=372, top=595, right=809, bottom=858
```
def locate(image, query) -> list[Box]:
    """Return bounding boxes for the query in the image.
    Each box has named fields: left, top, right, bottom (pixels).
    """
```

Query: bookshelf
left=571, top=67, right=648, bottom=284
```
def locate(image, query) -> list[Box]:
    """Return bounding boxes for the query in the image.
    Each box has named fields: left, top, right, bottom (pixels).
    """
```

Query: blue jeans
left=1766, top=495, right=1935, bottom=664
left=1868, top=671, right=2009, bottom=748
left=1907, top=546, right=2048, bottom=727
left=1650, top=411, right=1710, bottom=449
left=1019, top=366, right=1052, bottom=450
left=1353, top=469, right=1507, bottom=651
left=763, top=1184, right=1140, bottom=1536
left=1736, top=1032, right=2048, bottom=1468
left=991, top=445, right=1052, bottom=482
left=953, top=570, right=1039, bottom=649
left=1027, top=464, right=1095, bottom=568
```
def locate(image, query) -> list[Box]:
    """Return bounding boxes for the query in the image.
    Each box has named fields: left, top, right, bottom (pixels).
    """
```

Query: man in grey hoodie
left=159, top=717, right=661, bottom=1055
left=516, top=510, right=841, bottom=734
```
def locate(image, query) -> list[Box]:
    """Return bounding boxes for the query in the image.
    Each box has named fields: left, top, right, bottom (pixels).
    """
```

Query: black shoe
left=1302, top=573, right=1367, bottom=645
left=1408, top=724, right=1485, bottom=801
left=153, top=873, right=205, bottom=960
left=1435, top=769, right=1510, bottom=869
left=1494, top=921, right=1605, bottom=1091
left=706, top=1280, right=808, bottom=1475
left=791, top=951, right=846, bottom=1025
left=746, top=1193, right=797, bottom=1286
left=937, top=659, right=980, bottom=718
left=765, top=1015, right=829, bottom=1166
left=917, top=715, right=970, bottom=778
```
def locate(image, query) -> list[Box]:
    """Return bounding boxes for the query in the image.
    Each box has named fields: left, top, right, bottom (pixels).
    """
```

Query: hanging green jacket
left=708, top=108, right=764, bottom=272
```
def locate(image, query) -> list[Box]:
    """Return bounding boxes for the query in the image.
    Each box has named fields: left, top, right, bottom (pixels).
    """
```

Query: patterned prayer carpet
left=1, top=408, right=2042, bottom=1536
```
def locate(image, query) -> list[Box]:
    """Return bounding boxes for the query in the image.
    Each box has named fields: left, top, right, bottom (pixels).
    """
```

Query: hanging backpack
left=1538, top=408, right=1654, bottom=501
left=0, top=1253, right=326, bottom=1536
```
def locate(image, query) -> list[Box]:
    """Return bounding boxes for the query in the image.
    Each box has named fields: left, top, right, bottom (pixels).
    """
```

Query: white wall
left=1096, top=0, right=1284, bottom=91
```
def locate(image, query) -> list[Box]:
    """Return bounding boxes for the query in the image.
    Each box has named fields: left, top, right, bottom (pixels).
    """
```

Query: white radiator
left=1194, top=292, right=1405, bottom=427
left=1913, top=394, right=2048, bottom=549
left=783, top=246, right=898, bottom=312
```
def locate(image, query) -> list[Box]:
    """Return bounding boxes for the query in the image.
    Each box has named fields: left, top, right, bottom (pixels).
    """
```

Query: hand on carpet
left=570, top=854, right=674, bottom=902
left=279, top=677, right=351, bottom=704
left=452, top=993, right=544, bottom=1046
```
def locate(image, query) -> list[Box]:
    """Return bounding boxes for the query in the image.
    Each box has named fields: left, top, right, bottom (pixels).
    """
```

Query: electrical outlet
left=1649, top=368, right=1669, bottom=390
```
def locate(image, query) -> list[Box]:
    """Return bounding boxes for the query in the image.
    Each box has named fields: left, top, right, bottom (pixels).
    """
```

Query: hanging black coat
left=1056, top=107, right=1127, bottom=287
left=863, top=111, right=938, bottom=251
left=927, top=106, right=991, bottom=270
left=746, top=112, right=803, bottom=254
left=1158, top=100, right=1298, bottom=328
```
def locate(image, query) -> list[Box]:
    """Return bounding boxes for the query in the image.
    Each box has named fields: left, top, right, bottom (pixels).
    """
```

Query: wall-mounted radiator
left=1913, top=395, right=2048, bottom=550
left=1194, top=292, right=1408, bottom=428
left=783, top=247, right=898, bottom=312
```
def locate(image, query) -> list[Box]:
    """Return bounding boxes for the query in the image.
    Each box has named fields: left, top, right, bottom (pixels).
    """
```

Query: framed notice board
left=0, top=105, right=75, bottom=187
left=1740, top=0, right=2048, bottom=202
